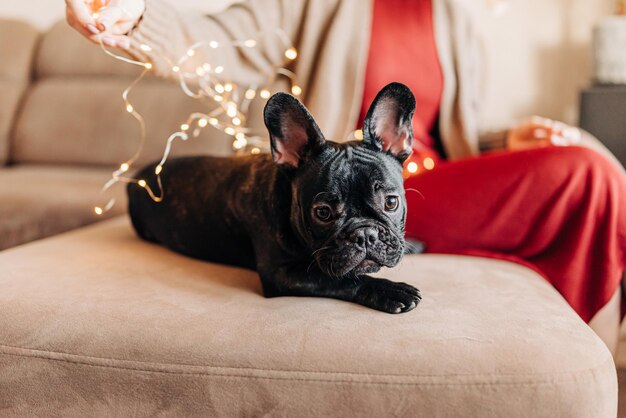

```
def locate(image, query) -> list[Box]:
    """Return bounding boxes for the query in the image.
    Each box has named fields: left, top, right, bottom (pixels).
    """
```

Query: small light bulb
left=209, top=118, right=218, bottom=126
left=140, top=44, right=152, bottom=52
left=209, top=41, right=219, bottom=49
left=155, top=165, right=162, bottom=175
left=291, top=85, right=302, bottom=96
left=213, top=95, right=223, bottom=102
left=195, top=67, right=205, bottom=76
left=260, top=89, right=270, bottom=99
left=198, top=118, right=208, bottom=127
left=224, top=83, right=233, bottom=92
left=172, top=66, right=180, bottom=73
left=407, top=162, right=418, bottom=173
left=423, top=157, right=435, bottom=170
left=245, top=89, right=256, bottom=100
left=244, top=39, right=256, bottom=47
left=225, top=127, right=236, bottom=135
left=203, top=63, right=212, bottom=72
left=144, top=63, right=152, bottom=70
left=251, top=148, right=261, bottom=154
left=215, top=83, right=225, bottom=93
left=92, top=12, right=99, bottom=19
left=126, top=104, right=134, bottom=113
left=187, top=49, right=195, bottom=57
left=214, top=66, right=224, bottom=74
left=235, top=132, right=246, bottom=141
left=233, top=140, right=244, bottom=150
left=138, top=179, right=147, bottom=188
left=120, top=163, right=129, bottom=172
left=181, top=123, right=190, bottom=131
left=226, top=103, right=237, bottom=117
left=232, top=117, right=241, bottom=126
left=284, top=47, right=298, bottom=60
left=353, top=129, right=363, bottom=140
left=94, top=206, right=103, bottom=215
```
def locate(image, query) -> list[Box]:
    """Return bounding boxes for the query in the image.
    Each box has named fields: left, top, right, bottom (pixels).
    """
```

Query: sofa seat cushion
left=0, top=165, right=125, bottom=250
left=0, top=217, right=617, bottom=417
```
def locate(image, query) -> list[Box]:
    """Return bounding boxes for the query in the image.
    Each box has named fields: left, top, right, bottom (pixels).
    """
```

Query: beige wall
left=0, top=0, right=615, bottom=129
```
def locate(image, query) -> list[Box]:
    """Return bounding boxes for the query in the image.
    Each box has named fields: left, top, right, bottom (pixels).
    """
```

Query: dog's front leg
left=260, top=265, right=421, bottom=314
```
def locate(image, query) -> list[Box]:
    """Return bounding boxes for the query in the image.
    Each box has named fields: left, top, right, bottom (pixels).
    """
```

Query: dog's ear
left=362, top=82, right=415, bottom=163
left=264, top=92, right=326, bottom=168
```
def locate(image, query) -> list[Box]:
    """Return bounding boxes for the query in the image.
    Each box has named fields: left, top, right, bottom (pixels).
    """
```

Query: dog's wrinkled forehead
left=297, top=143, right=404, bottom=202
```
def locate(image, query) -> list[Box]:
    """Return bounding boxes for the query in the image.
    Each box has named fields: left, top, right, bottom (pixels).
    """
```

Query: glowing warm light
left=144, top=63, right=152, bottom=70
left=126, top=104, right=134, bottom=113
left=214, top=95, right=223, bottom=102
left=155, top=165, right=163, bottom=175
left=140, top=44, right=152, bottom=52
left=260, top=89, right=271, bottom=99
left=92, top=12, right=99, bottom=19
left=138, top=179, right=147, bottom=188
left=215, top=83, right=225, bottom=93
left=214, top=66, right=224, bottom=74
left=120, top=163, right=129, bottom=172
left=285, top=47, right=298, bottom=60
left=244, top=39, right=256, bottom=47
left=187, top=49, right=195, bottom=57
left=198, top=118, right=208, bottom=127
left=245, top=89, right=256, bottom=100
left=423, top=157, right=435, bottom=170
left=209, top=118, right=218, bottom=126
left=195, top=67, right=205, bottom=76
left=180, top=123, right=190, bottom=131
left=224, top=83, right=233, bottom=92
left=236, top=132, right=246, bottom=141
left=209, top=41, right=219, bottom=48
left=226, top=103, right=238, bottom=117
left=172, top=66, right=180, bottom=73
left=94, top=206, right=103, bottom=215
left=225, top=127, right=236, bottom=135
left=407, top=162, right=418, bottom=173
left=251, top=148, right=261, bottom=154
left=232, top=117, right=241, bottom=126
left=354, top=129, right=363, bottom=140
left=291, top=85, right=302, bottom=95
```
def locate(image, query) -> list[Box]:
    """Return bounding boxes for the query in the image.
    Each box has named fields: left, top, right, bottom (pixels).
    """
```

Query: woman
left=66, top=0, right=626, bottom=346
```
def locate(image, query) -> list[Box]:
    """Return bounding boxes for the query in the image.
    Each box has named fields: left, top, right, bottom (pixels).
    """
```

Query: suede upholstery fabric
left=0, top=217, right=617, bottom=417
left=0, top=165, right=125, bottom=250
left=0, top=20, right=38, bottom=164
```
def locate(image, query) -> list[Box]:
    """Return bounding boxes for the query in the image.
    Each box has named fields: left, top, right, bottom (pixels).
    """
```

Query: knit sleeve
left=126, top=0, right=307, bottom=84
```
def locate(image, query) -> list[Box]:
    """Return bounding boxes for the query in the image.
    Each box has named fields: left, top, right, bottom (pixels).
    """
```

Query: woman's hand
left=507, top=116, right=582, bottom=151
left=65, top=0, right=145, bottom=49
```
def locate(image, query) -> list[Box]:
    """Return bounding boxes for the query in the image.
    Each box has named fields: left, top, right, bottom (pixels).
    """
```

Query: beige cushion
left=0, top=165, right=125, bottom=250
left=0, top=217, right=616, bottom=416
left=0, top=20, right=39, bottom=164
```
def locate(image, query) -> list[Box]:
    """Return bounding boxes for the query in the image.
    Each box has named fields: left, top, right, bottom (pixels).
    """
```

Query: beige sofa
left=0, top=19, right=620, bottom=416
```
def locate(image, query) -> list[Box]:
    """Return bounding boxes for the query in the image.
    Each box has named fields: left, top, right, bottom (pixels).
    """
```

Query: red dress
left=361, top=0, right=626, bottom=322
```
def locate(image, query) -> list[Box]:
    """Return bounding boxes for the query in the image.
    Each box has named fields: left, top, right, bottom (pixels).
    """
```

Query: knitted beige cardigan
left=128, top=0, right=494, bottom=159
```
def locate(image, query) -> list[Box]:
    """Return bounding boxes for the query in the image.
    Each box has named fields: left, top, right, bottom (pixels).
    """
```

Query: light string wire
left=94, top=29, right=301, bottom=216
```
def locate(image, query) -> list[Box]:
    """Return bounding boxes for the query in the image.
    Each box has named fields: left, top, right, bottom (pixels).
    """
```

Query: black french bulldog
left=128, top=82, right=422, bottom=314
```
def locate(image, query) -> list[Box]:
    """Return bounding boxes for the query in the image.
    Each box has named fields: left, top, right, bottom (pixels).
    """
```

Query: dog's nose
left=349, top=227, right=379, bottom=249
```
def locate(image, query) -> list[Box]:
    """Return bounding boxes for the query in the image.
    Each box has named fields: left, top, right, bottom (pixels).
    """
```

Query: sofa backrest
left=0, top=20, right=39, bottom=165
left=11, top=21, right=246, bottom=168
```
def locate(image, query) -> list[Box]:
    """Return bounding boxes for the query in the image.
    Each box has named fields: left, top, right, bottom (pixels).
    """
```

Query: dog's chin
left=319, top=253, right=382, bottom=277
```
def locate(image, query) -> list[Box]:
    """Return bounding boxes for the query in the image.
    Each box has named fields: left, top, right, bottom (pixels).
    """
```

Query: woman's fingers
left=96, top=6, right=126, bottom=32
left=66, top=0, right=96, bottom=29
left=89, top=33, right=131, bottom=49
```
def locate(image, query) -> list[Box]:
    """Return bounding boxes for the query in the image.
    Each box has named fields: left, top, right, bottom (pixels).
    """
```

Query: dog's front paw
left=355, top=279, right=422, bottom=314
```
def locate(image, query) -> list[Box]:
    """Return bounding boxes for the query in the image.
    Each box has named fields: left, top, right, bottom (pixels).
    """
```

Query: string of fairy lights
left=93, top=17, right=436, bottom=216
left=93, top=26, right=302, bottom=215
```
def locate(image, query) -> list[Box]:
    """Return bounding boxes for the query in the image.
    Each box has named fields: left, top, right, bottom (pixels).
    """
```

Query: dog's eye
left=384, top=196, right=399, bottom=211
left=314, top=206, right=332, bottom=221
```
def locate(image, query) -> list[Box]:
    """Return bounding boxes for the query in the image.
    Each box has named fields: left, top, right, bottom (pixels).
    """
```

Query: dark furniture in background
left=580, top=85, right=626, bottom=166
